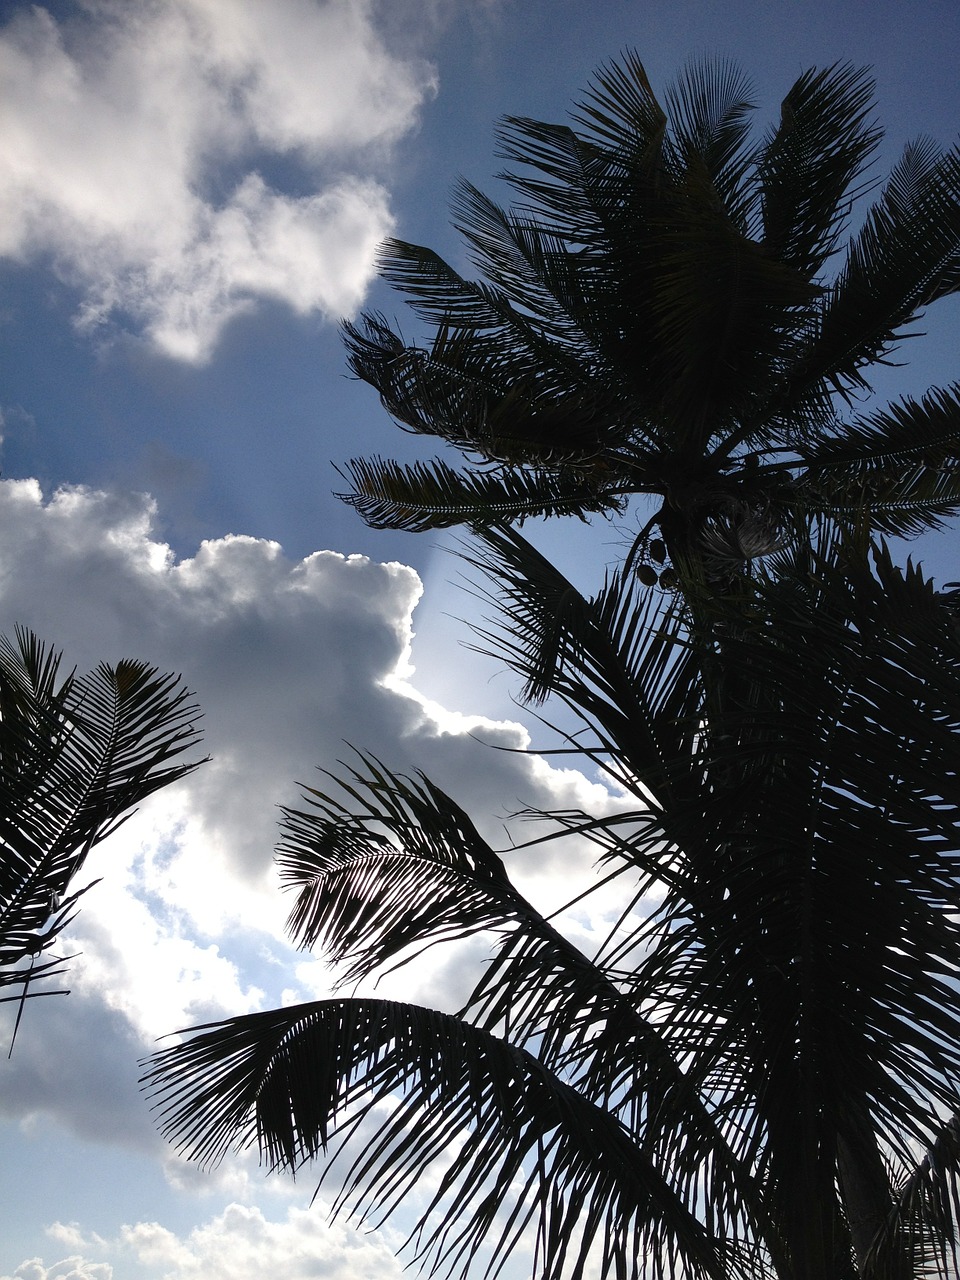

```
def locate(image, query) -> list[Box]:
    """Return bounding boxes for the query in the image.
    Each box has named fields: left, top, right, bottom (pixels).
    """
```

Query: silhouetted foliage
left=339, top=55, right=960, bottom=588
left=0, top=627, right=204, bottom=1052
left=145, top=55, right=960, bottom=1280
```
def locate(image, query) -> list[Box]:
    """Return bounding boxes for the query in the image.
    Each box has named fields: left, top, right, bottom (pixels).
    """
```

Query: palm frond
left=571, top=50, right=669, bottom=162
left=812, top=138, right=960, bottom=396
left=282, top=746, right=773, bottom=1249
left=663, top=58, right=757, bottom=220
left=448, top=182, right=596, bottom=338
left=798, top=382, right=960, bottom=535
left=342, top=310, right=636, bottom=465
left=372, top=239, right=523, bottom=333
left=459, top=884, right=780, bottom=1263
left=143, top=998, right=751, bottom=1280
left=493, top=117, right=608, bottom=245
left=676, top=548, right=960, bottom=1204
left=0, top=628, right=205, bottom=1022
left=278, top=752, right=520, bottom=984
left=758, top=63, right=881, bottom=275
left=462, top=526, right=701, bottom=808
left=337, top=455, right=626, bottom=532
left=872, top=1112, right=960, bottom=1279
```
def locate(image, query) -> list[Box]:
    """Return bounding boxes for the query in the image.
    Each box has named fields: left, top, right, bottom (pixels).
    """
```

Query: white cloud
left=122, top=1203, right=405, bottom=1279
left=0, top=1258, right=112, bottom=1280
left=0, top=479, right=613, bottom=910
left=0, top=1203, right=406, bottom=1280
left=0, top=477, right=623, bottom=1156
left=0, top=0, right=437, bottom=361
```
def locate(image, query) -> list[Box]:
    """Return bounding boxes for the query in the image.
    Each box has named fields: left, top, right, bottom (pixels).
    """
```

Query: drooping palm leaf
left=278, top=751, right=519, bottom=983
left=343, top=303, right=639, bottom=466
left=279, top=751, right=773, bottom=1260
left=462, top=525, right=703, bottom=815
left=143, top=998, right=759, bottom=1280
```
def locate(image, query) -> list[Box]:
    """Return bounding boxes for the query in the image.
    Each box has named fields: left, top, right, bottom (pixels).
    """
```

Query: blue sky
left=1, top=2, right=959, bottom=1278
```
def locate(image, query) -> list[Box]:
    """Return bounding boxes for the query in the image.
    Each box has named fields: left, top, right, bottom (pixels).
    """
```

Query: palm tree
left=143, top=527, right=960, bottom=1280
left=339, top=55, right=960, bottom=586
left=1, top=627, right=205, bottom=1050
left=142, top=54, right=960, bottom=1280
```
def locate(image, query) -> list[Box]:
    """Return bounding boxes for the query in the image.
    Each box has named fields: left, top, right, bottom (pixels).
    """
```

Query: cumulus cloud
left=0, top=479, right=612, bottom=906
left=0, top=1203, right=406, bottom=1280
left=0, top=476, right=640, bottom=1280
left=127, top=1203, right=405, bottom=1279
left=0, top=0, right=437, bottom=361
left=1, top=1258, right=112, bottom=1280
left=0, top=478, right=621, bottom=1151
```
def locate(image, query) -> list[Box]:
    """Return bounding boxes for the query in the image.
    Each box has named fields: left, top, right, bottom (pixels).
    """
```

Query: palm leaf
left=811, top=138, right=960, bottom=397
left=758, top=63, right=881, bottom=275
left=798, top=382, right=960, bottom=535
left=343, top=309, right=637, bottom=464
left=0, top=628, right=205, bottom=1020
left=663, top=58, right=757, bottom=221
left=462, top=526, right=702, bottom=810
left=337, top=455, right=626, bottom=532
left=278, top=752, right=520, bottom=984
left=673, top=547, right=960, bottom=1271
left=872, top=1112, right=960, bottom=1279
left=447, top=183, right=600, bottom=344
left=280, top=750, right=771, bottom=1256
left=143, top=998, right=754, bottom=1280
left=570, top=50, right=669, bottom=162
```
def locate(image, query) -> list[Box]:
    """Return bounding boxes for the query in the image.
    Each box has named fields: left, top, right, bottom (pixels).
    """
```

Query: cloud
left=0, top=477, right=624, bottom=1158
left=125, top=1203, right=405, bottom=1279
left=1, top=1258, right=112, bottom=1280
left=0, top=0, right=438, bottom=361
left=0, top=986, right=156, bottom=1148
left=1, top=1202, right=407, bottom=1280
left=0, top=479, right=613, bottom=914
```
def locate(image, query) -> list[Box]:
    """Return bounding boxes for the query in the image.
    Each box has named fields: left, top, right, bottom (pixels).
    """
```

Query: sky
left=0, top=2, right=958, bottom=1278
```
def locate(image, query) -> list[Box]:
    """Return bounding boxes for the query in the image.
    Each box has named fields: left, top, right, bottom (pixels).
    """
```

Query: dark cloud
left=0, top=987, right=155, bottom=1151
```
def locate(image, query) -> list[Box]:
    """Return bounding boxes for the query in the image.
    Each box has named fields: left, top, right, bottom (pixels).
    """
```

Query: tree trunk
left=837, top=1108, right=910, bottom=1279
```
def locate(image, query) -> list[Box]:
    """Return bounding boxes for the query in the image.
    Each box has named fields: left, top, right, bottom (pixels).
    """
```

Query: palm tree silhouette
left=144, top=56, right=960, bottom=1280
left=340, top=55, right=960, bottom=586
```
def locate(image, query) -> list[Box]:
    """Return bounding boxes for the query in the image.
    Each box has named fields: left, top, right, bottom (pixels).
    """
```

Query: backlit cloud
left=0, top=0, right=437, bottom=361
left=0, top=477, right=622, bottom=1159
left=0, top=479, right=613, bottom=915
